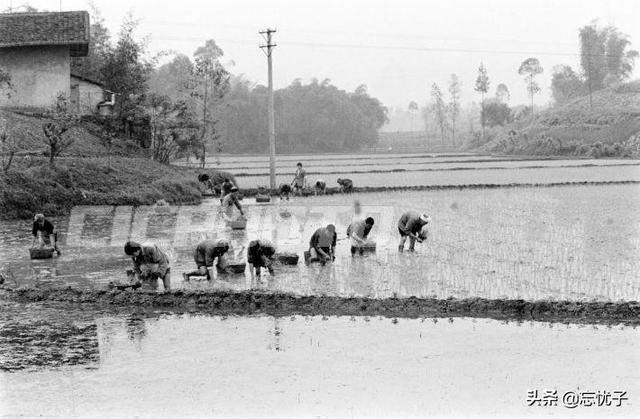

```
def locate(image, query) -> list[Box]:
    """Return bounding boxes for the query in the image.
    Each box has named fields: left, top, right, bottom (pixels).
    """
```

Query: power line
left=152, top=35, right=626, bottom=59
left=146, top=19, right=577, bottom=48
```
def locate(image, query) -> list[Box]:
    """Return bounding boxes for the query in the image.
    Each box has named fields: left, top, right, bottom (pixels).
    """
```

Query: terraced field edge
left=2, top=286, right=639, bottom=325
left=238, top=180, right=640, bottom=197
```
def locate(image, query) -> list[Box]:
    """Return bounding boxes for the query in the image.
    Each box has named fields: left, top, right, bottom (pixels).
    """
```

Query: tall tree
left=192, top=40, right=230, bottom=167
left=495, top=83, right=510, bottom=103
left=604, top=27, right=639, bottom=82
left=579, top=22, right=638, bottom=106
left=430, top=83, right=447, bottom=145
left=448, top=74, right=461, bottom=146
left=101, top=15, right=153, bottom=119
left=474, top=63, right=490, bottom=141
left=518, top=57, right=543, bottom=112
left=550, top=65, right=584, bottom=104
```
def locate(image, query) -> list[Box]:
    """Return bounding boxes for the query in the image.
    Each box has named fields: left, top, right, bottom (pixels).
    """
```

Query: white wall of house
left=0, top=45, right=70, bottom=108
left=70, top=77, right=105, bottom=115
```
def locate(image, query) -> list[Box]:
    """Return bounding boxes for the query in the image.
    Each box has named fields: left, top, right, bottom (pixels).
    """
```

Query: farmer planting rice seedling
left=31, top=214, right=61, bottom=256
left=247, top=239, right=277, bottom=278
left=307, top=224, right=338, bottom=264
left=314, top=179, right=327, bottom=195
left=220, top=186, right=245, bottom=219
left=347, top=216, right=376, bottom=255
left=183, top=239, right=231, bottom=281
left=123, top=241, right=171, bottom=290
left=2, top=2, right=640, bottom=417
left=397, top=212, right=431, bottom=252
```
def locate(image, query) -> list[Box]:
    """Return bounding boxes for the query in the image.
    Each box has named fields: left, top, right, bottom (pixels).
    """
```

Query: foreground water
left=0, top=300, right=637, bottom=417
left=1, top=184, right=639, bottom=301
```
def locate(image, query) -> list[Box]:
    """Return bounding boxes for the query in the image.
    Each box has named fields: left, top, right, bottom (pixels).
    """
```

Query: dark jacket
left=309, top=228, right=337, bottom=251
left=194, top=239, right=229, bottom=266
left=32, top=219, right=55, bottom=237
left=247, top=240, right=276, bottom=266
left=132, top=243, right=170, bottom=274
left=398, top=211, right=427, bottom=235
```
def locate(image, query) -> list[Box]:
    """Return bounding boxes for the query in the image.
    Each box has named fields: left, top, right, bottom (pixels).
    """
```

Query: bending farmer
left=397, top=212, right=431, bottom=252
left=124, top=241, right=171, bottom=290
left=32, top=213, right=61, bottom=256
left=309, top=224, right=337, bottom=264
left=184, top=239, right=230, bottom=281
left=221, top=186, right=244, bottom=218
left=247, top=240, right=276, bottom=278
left=347, top=217, right=375, bottom=255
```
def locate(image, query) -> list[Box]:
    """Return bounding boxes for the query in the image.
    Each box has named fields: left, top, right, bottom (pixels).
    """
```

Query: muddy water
left=0, top=300, right=637, bottom=417
left=2, top=184, right=639, bottom=301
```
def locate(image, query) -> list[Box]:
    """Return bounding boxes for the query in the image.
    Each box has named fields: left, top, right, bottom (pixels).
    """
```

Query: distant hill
left=482, top=80, right=640, bottom=157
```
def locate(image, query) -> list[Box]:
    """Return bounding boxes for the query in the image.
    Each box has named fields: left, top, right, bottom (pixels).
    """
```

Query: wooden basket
left=359, top=241, right=377, bottom=252
left=255, top=194, right=271, bottom=203
left=275, top=252, right=299, bottom=265
left=29, top=247, right=54, bottom=259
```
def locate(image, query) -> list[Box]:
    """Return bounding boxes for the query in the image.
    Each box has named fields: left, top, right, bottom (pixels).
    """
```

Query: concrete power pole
left=260, top=28, right=277, bottom=190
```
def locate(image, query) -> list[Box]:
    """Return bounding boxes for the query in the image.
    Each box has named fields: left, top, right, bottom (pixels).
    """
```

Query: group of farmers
left=280, top=162, right=353, bottom=199
left=29, top=163, right=430, bottom=291
left=30, top=206, right=430, bottom=291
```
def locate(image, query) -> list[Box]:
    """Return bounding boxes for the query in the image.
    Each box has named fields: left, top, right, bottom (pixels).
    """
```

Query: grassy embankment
left=481, top=80, right=640, bottom=157
left=0, top=109, right=233, bottom=219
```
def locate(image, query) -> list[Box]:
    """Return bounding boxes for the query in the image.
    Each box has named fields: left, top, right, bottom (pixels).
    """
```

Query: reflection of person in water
left=126, top=314, right=147, bottom=342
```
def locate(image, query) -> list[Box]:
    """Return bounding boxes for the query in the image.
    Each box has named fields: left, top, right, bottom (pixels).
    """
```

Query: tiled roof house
left=0, top=11, right=91, bottom=108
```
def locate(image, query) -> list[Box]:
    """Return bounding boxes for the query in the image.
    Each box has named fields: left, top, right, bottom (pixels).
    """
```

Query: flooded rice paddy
left=1, top=300, right=638, bottom=417
left=233, top=164, right=640, bottom=188
left=3, top=152, right=640, bottom=417
left=185, top=154, right=640, bottom=189
left=1, top=184, right=639, bottom=301
left=0, top=300, right=637, bottom=417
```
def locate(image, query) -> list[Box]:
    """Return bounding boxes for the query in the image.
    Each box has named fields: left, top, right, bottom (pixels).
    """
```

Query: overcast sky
left=7, top=0, right=640, bottom=109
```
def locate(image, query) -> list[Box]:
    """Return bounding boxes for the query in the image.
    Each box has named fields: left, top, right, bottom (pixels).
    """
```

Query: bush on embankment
left=0, top=157, right=225, bottom=219
left=476, top=80, right=640, bottom=158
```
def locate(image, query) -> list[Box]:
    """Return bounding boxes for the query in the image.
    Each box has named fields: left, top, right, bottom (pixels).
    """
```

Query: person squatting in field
left=279, top=183, right=292, bottom=200
left=221, top=186, right=245, bottom=219
left=247, top=240, right=277, bottom=278
left=347, top=217, right=375, bottom=255
left=291, top=162, right=306, bottom=195
left=309, top=224, right=337, bottom=264
left=183, top=239, right=230, bottom=281
left=397, top=212, right=431, bottom=252
left=124, top=241, right=171, bottom=289
left=337, top=178, right=353, bottom=193
left=314, top=179, right=327, bottom=195
left=31, top=213, right=61, bottom=256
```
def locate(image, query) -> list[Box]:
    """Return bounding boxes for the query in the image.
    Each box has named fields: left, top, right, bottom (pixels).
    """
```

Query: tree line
left=416, top=20, right=638, bottom=147
left=66, top=10, right=387, bottom=161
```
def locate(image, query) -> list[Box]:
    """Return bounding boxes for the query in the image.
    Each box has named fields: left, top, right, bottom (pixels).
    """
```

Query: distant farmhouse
left=0, top=11, right=114, bottom=114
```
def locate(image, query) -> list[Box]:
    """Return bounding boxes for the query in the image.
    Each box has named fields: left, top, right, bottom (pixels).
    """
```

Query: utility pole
left=260, top=28, right=277, bottom=190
